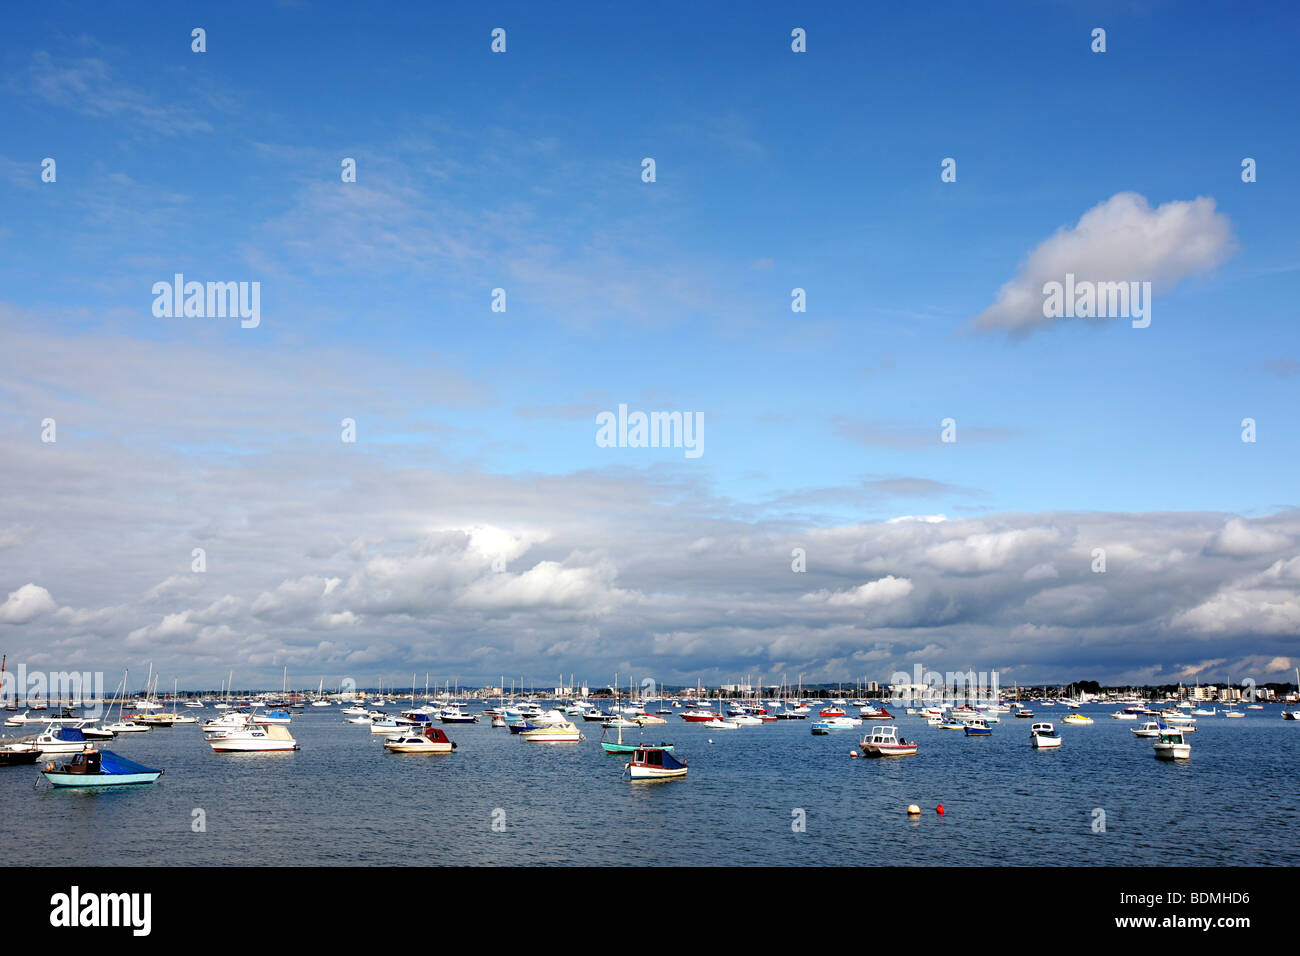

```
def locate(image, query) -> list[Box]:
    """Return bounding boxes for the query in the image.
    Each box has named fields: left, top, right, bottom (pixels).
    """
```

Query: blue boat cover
left=660, top=750, right=687, bottom=770
left=56, top=727, right=87, bottom=742
left=97, top=750, right=161, bottom=775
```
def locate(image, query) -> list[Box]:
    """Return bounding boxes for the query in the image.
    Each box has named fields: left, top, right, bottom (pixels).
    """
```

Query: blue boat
left=42, top=749, right=164, bottom=787
left=963, top=719, right=992, bottom=736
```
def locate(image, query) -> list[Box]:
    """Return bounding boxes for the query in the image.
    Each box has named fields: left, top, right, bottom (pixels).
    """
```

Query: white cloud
left=971, top=192, right=1235, bottom=333
left=0, top=583, right=57, bottom=624
left=802, top=575, right=914, bottom=607
left=1204, top=518, right=1292, bottom=557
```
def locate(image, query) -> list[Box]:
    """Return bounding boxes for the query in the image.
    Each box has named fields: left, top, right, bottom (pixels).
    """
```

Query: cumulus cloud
left=971, top=192, right=1235, bottom=333
left=0, top=583, right=57, bottom=624
left=1204, top=518, right=1292, bottom=557
left=802, top=575, right=915, bottom=607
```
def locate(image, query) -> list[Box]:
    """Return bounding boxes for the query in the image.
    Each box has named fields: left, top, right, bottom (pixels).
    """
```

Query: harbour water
left=3, top=705, right=1295, bottom=866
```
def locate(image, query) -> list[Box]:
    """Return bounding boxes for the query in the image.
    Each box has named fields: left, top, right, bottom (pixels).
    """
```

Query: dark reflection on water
left=2, top=706, right=1295, bottom=866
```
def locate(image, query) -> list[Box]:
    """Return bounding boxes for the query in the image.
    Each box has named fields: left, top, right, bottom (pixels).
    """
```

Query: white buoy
left=907, top=804, right=921, bottom=816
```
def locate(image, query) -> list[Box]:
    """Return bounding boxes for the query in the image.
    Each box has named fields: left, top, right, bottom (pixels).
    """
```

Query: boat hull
left=44, top=770, right=162, bottom=787
left=626, top=765, right=687, bottom=779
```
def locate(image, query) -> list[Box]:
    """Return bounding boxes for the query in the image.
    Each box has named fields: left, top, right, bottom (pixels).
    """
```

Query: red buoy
left=936, top=804, right=945, bottom=815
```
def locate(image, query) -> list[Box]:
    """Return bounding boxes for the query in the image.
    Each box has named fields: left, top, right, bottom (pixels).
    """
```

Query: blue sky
left=1, top=1, right=1298, bottom=689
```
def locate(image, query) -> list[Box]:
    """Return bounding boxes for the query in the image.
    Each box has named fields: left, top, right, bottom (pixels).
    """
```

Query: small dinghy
left=858, top=725, right=917, bottom=757
left=1029, top=722, right=1061, bottom=749
left=624, top=745, right=688, bottom=780
left=383, top=726, right=457, bottom=753
left=42, top=748, right=163, bottom=787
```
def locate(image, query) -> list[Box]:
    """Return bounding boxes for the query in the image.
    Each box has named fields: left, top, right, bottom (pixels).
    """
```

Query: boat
left=680, top=708, right=719, bottom=723
left=857, top=704, right=895, bottom=720
left=1029, top=722, right=1061, bottom=749
left=520, top=721, right=583, bottom=743
left=0, top=741, right=41, bottom=765
left=810, top=716, right=860, bottom=734
left=34, top=726, right=95, bottom=754
left=1061, top=713, right=1093, bottom=725
left=1222, top=708, right=1244, bottom=718
left=634, top=713, right=667, bottom=726
left=1153, top=727, right=1191, bottom=760
left=1131, top=720, right=1161, bottom=738
left=41, top=748, right=163, bottom=786
left=1191, top=707, right=1217, bottom=717
left=439, top=705, right=478, bottom=724
left=1015, top=710, right=1035, bottom=718
left=257, top=709, right=293, bottom=724
left=207, top=724, right=299, bottom=752
left=818, top=706, right=846, bottom=718
left=623, top=745, right=688, bottom=780
left=383, top=726, right=457, bottom=753
left=963, top=719, right=992, bottom=737
left=1110, top=711, right=1137, bottom=720
left=858, top=725, right=917, bottom=757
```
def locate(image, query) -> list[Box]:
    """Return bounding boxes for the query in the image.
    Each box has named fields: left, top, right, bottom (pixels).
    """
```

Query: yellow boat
left=1062, top=713, right=1093, bottom=725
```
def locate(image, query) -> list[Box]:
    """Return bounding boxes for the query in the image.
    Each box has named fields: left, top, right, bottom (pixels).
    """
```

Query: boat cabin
left=421, top=727, right=452, bottom=744
left=1030, top=723, right=1057, bottom=736
left=60, top=749, right=101, bottom=774
left=631, top=746, right=687, bottom=769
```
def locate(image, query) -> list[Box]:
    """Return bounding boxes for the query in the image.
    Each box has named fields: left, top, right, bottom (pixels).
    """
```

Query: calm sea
left=2, top=704, right=1295, bottom=866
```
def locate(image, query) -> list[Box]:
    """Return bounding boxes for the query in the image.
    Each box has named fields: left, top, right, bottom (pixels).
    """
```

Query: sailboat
left=1283, top=668, right=1300, bottom=720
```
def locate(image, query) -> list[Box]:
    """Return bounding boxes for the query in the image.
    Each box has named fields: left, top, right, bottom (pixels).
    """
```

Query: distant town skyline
left=2, top=2, right=1298, bottom=688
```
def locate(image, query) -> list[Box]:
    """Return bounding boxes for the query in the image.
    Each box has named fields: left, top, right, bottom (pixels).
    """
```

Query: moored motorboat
left=520, top=721, right=582, bottom=743
left=624, top=745, right=688, bottom=779
left=1029, top=722, right=1061, bottom=749
left=207, top=723, right=299, bottom=752
left=1153, top=727, right=1191, bottom=760
left=383, top=726, right=456, bottom=753
left=1062, top=713, right=1093, bottom=725
left=858, top=725, right=917, bottom=757
left=0, top=741, right=41, bottom=765
left=41, top=748, right=163, bottom=787
left=963, top=718, right=992, bottom=737
left=34, top=726, right=94, bottom=754
left=810, top=716, right=860, bottom=734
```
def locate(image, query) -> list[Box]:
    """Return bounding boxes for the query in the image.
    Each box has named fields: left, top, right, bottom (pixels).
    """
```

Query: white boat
left=1191, top=707, right=1216, bottom=717
left=1110, top=711, right=1137, bottom=720
left=1131, top=720, right=1161, bottom=738
left=624, top=745, right=688, bottom=779
left=33, top=726, right=96, bottom=754
left=1153, top=727, right=1191, bottom=759
left=207, top=724, right=299, bottom=752
left=383, top=726, right=456, bottom=753
left=1030, top=722, right=1061, bottom=749
left=704, top=718, right=742, bottom=729
left=520, top=721, right=582, bottom=743
left=858, top=725, right=917, bottom=757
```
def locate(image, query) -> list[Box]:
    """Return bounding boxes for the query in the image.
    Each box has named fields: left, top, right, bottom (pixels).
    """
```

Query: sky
left=1, top=0, right=1298, bottom=692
